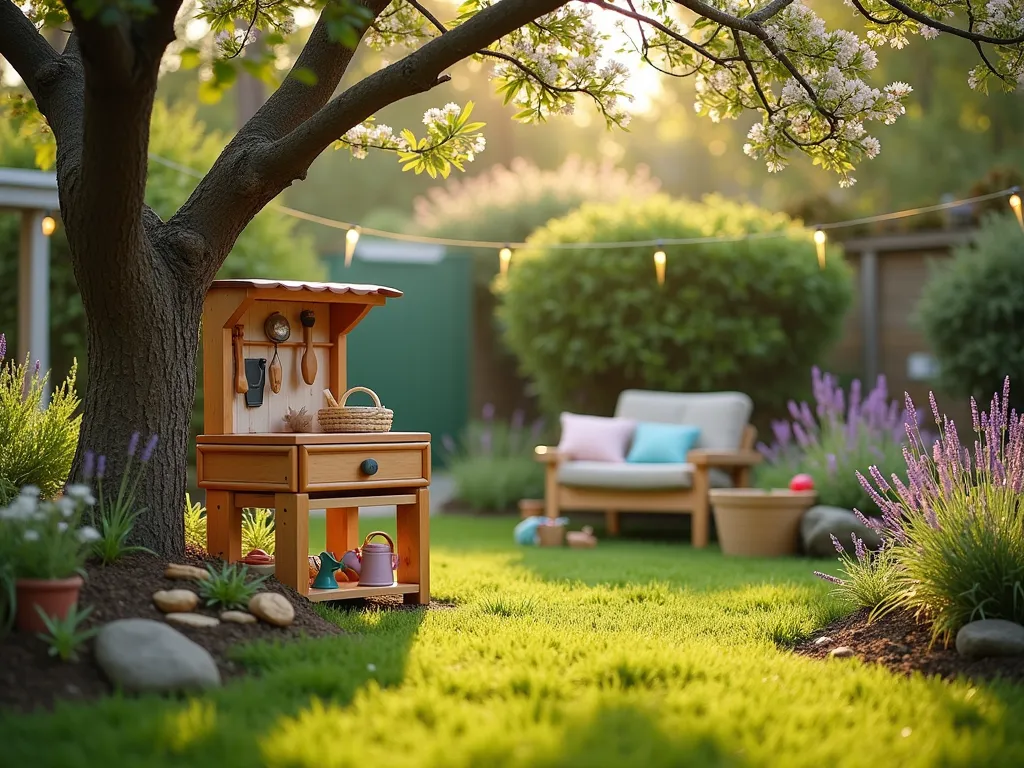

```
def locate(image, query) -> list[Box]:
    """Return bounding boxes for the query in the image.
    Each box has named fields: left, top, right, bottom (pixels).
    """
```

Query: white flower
left=20, top=485, right=40, bottom=499
left=919, top=25, right=940, bottom=40
left=23, top=529, right=39, bottom=542
left=77, top=526, right=101, bottom=543
left=57, top=521, right=68, bottom=533
left=66, top=484, right=95, bottom=505
left=57, top=497, right=77, bottom=518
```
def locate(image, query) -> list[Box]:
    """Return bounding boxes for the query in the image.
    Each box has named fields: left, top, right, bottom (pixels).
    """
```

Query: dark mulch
left=0, top=551, right=346, bottom=714
left=795, top=608, right=1024, bottom=684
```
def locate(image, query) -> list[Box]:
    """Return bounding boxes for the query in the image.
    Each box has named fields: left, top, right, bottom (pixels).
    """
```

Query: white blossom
left=77, top=526, right=102, bottom=543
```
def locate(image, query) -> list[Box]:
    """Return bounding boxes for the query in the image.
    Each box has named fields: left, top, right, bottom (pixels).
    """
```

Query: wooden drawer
left=197, top=445, right=297, bottom=492
left=299, top=442, right=430, bottom=492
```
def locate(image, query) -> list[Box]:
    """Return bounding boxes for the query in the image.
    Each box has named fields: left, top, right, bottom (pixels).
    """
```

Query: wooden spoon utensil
left=300, top=309, right=317, bottom=385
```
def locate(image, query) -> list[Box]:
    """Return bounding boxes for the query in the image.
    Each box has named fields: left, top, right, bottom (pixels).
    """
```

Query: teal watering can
left=311, top=551, right=343, bottom=590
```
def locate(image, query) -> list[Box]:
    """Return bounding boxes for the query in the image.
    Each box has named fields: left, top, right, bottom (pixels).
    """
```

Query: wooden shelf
left=198, top=432, right=431, bottom=446
left=306, top=582, right=420, bottom=602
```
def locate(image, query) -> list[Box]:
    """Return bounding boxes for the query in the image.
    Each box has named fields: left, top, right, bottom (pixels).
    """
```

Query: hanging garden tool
left=232, top=325, right=248, bottom=395
left=300, top=309, right=317, bottom=385
left=263, top=311, right=291, bottom=394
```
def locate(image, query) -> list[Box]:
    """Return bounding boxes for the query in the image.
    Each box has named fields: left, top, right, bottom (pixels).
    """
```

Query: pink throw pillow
left=557, top=413, right=636, bottom=462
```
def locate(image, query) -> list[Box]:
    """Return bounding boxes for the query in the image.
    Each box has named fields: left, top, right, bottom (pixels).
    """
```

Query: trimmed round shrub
left=497, top=194, right=854, bottom=416
left=917, top=214, right=1024, bottom=412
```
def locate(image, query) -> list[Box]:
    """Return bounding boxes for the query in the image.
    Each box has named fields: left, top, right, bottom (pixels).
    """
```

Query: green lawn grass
left=5, top=515, right=1024, bottom=767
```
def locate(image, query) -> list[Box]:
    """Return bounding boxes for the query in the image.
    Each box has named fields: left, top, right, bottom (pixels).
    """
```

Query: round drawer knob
left=360, top=458, right=379, bottom=476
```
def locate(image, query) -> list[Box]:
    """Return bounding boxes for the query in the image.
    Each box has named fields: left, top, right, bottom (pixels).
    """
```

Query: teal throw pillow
left=626, top=423, right=701, bottom=464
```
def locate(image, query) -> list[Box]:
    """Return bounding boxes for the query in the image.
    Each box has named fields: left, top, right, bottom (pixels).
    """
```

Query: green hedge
left=497, top=194, right=853, bottom=416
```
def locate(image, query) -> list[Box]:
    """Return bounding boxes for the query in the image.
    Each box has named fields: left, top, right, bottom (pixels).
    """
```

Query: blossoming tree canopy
left=1, top=0, right=1023, bottom=555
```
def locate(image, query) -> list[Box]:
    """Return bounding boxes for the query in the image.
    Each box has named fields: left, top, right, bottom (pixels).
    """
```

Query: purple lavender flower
left=141, top=434, right=159, bottom=462
left=83, top=450, right=95, bottom=480
left=0, top=333, right=6, bottom=362
left=511, top=408, right=525, bottom=432
left=442, top=434, right=457, bottom=454
left=852, top=533, right=866, bottom=562
left=127, top=432, right=140, bottom=457
left=814, top=571, right=845, bottom=585
left=481, top=403, right=495, bottom=422
left=830, top=533, right=845, bottom=555
left=479, top=427, right=492, bottom=455
left=530, top=417, right=545, bottom=441
left=97, top=454, right=107, bottom=479
left=33, top=360, right=40, bottom=377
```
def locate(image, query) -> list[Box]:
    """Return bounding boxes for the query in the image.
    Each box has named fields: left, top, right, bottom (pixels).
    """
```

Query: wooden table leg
left=206, top=490, right=241, bottom=562
left=397, top=487, right=429, bottom=606
left=325, top=506, right=359, bottom=557
left=274, top=493, right=310, bottom=596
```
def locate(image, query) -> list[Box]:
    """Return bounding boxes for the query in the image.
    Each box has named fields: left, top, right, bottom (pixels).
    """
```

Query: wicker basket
left=318, top=386, right=394, bottom=433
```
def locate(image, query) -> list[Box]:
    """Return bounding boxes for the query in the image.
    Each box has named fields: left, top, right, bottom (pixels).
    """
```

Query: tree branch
left=879, top=0, right=1024, bottom=46
left=241, top=0, right=392, bottom=142
left=0, top=0, right=60, bottom=99
left=171, top=0, right=569, bottom=278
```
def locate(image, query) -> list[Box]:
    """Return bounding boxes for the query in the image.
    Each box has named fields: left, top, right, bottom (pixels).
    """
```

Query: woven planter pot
left=536, top=523, right=566, bottom=547
left=710, top=489, right=818, bottom=557
left=318, top=386, right=394, bottom=433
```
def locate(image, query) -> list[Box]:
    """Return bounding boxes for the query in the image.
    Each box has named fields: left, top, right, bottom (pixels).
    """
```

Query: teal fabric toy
left=515, top=516, right=568, bottom=545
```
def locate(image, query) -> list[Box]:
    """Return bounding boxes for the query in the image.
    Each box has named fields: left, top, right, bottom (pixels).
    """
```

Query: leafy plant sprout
left=241, top=509, right=276, bottom=556
left=197, top=562, right=267, bottom=611
left=35, top=603, right=100, bottom=662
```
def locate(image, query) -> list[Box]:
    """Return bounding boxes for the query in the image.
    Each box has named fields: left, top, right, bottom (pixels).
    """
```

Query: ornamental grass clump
left=819, top=378, right=1024, bottom=645
left=756, top=367, right=915, bottom=516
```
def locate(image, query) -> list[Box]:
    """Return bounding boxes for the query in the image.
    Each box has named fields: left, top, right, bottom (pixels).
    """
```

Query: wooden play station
left=197, top=279, right=430, bottom=605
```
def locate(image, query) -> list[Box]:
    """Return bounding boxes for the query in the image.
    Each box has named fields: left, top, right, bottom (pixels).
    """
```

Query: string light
left=1010, top=188, right=1023, bottom=231
left=653, top=244, right=666, bottom=286
left=499, top=246, right=512, bottom=277
left=344, top=226, right=361, bottom=267
left=41, top=215, right=56, bottom=237
left=813, top=229, right=827, bottom=269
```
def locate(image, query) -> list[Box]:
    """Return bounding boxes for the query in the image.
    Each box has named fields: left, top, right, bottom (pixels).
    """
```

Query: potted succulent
left=0, top=484, right=100, bottom=632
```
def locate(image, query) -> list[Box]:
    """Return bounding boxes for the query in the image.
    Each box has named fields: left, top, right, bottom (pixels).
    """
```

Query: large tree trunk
left=73, top=239, right=203, bottom=557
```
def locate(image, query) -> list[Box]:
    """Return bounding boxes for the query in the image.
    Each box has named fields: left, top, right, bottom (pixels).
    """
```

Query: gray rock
left=956, top=619, right=1024, bottom=659
left=829, top=646, right=855, bottom=658
left=801, top=505, right=882, bottom=557
left=95, top=619, right=221, bottom=694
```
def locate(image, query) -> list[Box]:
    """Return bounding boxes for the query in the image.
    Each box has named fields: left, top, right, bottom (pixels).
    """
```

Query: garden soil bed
left=796, top=607, right=1024, bottom=684
left=0, top=551, right=438, bottom=714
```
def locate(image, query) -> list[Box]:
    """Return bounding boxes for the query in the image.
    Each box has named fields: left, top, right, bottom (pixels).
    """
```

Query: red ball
left=789, top=473, right=815, bottom=492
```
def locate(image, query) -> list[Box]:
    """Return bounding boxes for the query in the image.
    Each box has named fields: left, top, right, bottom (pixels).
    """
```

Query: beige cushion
left=614, top=390, right=753, bottom=451
left=558, top=461, right=733, bottom=490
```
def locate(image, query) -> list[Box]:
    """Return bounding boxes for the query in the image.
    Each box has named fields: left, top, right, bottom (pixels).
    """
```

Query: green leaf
left=212, top=60, right=238, bottom=87
left=179, top=47, right=202, bottom=70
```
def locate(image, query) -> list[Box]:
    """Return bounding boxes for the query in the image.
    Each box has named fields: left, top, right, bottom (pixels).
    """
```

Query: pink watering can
left=358, top=531, right=399, bottom=587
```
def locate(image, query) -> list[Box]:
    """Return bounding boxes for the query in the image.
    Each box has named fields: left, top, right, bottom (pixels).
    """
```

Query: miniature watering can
left=312, top=551, right=344, bottom=590
left=358, top=531, right=398, bottom=587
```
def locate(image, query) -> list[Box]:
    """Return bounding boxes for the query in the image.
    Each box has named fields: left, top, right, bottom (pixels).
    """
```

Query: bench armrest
left=688, top=449, right=763, bottom=468
left=534, top=446, right=562, bottom=464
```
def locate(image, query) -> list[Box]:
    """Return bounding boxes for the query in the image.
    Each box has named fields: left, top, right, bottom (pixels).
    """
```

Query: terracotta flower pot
left=710, top=489, right=818, bottom=557
left=14, top=575, right=84, bottom=633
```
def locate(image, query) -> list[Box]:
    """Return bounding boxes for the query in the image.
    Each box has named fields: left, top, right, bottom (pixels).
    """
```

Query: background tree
left=1, top=0, right=1021, bottom=555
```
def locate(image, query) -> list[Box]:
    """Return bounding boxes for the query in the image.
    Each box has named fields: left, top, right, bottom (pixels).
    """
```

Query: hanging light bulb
left=653, top=245, right=667, bottom=286
left=41, top=215, right=56, bottom=237
left=813, top=229, right=827, bottom=269
left=344, top=226, right=361, bottom=267
left=1010, top=188, right=1023, bottom=231
left=499, top=246, right=512, bottom=277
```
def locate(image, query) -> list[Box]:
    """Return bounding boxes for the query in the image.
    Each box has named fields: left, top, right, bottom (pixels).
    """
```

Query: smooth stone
left=95, top=619, right=221, bottom=693
left=152, top=589, right=199, bottom=613
left=813, top=636, right=834, bottom=646
left=165, top=564, right=210, bottom=581
left=956, top=619, right=1024, bottom=659
left=249, top=592, right=295, bottom=627
left=829, top=646, right=855, bottom=658
left=801, top=506, right=882, bottom=557
left=220, top=610, right=258, bottom=625
left=165, top=612, right=220, bottom=628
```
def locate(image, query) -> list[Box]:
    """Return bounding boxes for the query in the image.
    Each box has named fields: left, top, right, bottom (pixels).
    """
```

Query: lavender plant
left=818, top=378, right=1024, bottom=646
left=755, top=368, right=915, bottom=515
left=87, top=433, right=159, bottom=565
left=442, top=405, right=549, bottom=512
